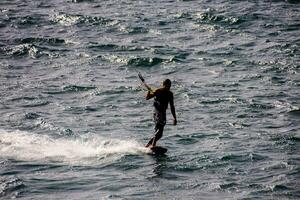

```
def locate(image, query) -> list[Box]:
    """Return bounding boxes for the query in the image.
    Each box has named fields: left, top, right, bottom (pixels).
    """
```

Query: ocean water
left=0, top=0, right=299, bottom=199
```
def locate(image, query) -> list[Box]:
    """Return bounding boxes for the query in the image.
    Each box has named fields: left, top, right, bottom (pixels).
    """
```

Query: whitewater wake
left=0, top=129, right=149, bottom=165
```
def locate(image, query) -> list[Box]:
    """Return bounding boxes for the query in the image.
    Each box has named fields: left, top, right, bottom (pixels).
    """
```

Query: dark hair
left=163, top=79, right=171, bottom=87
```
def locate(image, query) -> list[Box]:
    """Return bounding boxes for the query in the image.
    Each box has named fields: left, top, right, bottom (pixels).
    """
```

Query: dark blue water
left=0, top=0, right=299, bottom=199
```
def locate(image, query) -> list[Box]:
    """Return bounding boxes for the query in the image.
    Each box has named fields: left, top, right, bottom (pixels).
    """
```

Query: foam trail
left=0, top=129, right=149, bottom=165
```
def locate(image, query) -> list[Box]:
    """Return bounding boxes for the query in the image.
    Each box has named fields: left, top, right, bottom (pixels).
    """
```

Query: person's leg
left=146, top=124, right=164, bottom=147
left=146, top=137, right=154, bottom=147
left=146, top=111, right=166, bottom=147
left=151, top=124, right=164, bottom=146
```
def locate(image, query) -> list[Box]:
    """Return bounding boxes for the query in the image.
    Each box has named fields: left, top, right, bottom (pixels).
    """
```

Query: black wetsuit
left=153, top=88, right=174, bottom=127
left=146, top=88, right=174, bottom=147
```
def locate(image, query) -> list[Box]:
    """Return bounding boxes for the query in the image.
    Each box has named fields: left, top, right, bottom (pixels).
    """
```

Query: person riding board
left=144, top=79, right=177, bottom=148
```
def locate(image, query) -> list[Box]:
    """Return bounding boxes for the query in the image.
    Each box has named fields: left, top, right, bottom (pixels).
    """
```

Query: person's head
left=163, top=79, right=171, bottom=90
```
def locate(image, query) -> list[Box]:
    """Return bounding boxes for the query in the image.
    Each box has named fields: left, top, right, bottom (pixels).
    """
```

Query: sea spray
left=0, top=129, right=149, bottom=165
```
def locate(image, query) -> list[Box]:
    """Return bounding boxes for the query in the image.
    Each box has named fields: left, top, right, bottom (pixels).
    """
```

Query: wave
left=220, top=152, right=266, bottom=162
left=43, top=85, right=96, bottom=95
left=14, top=37, right=66, bottom=46
left=52, top=12, right=118, bottom=27
left=288, top=108, right=300, bottom=116
left=1, top=44, right=39, bottom=58
left=127, top=56, right=165, bottom=67
left=0, top=130, right=149, bottom=165
left=0, top=177, right=24, bottom=199
left=101, top=54, right=170, bottom=67
left=63, top=85, right=96, bottom=92
left=1, top=14, right=45, bottom=28
left=88, top=43, right=147, bottom=52
left=0, top=44, right=64, bottom=59
left=172, top=10, right=243, bottom=28
left=117, top=24, right=149, bottom=34
left=195, top=10, right=243, bottom=26
left=90, top=44, right=190, bottom=64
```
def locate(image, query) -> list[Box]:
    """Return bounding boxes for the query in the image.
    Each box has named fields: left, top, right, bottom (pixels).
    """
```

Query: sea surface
left=0, top=0, right=299, bottom=199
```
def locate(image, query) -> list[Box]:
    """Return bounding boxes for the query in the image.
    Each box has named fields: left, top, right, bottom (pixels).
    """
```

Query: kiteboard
left=148, top=146, right=168, bottom=155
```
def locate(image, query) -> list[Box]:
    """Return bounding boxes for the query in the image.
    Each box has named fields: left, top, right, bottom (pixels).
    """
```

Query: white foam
left=0, top=129, right=149, bottom=165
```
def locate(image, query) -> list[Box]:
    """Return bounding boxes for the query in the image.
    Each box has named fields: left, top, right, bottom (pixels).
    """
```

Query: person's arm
left=143, top=82, right=152, bottom=92
left=145, top=88, right=158, bottom=100
left=170, top=94, right=177, bottom=125
left=146, top=90, right=155, bottom=100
